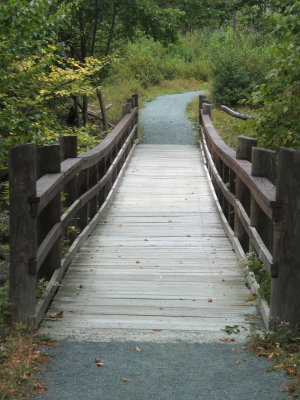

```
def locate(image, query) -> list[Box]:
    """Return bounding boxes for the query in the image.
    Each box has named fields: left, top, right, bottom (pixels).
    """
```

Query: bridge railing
left=9, top=94, right=138, bottom=327
left=199, top=96, right=300, bottom=329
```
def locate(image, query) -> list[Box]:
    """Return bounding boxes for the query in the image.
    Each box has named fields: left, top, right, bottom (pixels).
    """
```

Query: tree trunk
left=96, top=90, right=108, bottom=131
left=82, top=95, right=88, bottom=126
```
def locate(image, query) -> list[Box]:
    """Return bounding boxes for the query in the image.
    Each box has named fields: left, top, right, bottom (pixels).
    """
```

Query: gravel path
left=33, top=92, right=290, bottom=400
left=140, top=91, right=203, bottom=144
left=33, top=342, right=289, bottom=400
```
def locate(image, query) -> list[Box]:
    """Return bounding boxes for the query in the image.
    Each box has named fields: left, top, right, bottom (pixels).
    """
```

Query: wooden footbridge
left=9, top=94, right=300, bottom=338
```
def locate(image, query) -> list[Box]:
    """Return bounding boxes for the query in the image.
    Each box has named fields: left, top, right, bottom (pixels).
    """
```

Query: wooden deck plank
left=40, top=144, right=257, bottom=340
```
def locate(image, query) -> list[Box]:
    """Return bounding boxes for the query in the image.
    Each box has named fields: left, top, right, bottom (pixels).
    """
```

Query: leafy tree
left=62, top=0, right=182, bottom=127
left=0, top=0, right=103, bottom=165
left=243, top=2, right=300, bottom=149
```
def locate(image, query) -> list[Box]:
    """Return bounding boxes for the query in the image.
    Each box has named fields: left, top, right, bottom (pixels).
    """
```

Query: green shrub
left=239, top=252, right=271, bottom=304
left=208, top=27, right=273, bottom=106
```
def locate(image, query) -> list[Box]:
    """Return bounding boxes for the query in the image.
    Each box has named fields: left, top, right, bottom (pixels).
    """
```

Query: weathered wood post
left=37, top=145, right=61, bottom=280
left=60, top=136, right=78, bottom=242
left=236, top=136, right=257, bottom=162
left=9, top=144, right=37, bottom=325
left=270, top=148, right=300, bottom=328
left=133, top=94, right=139, bottom=132
left=250, top=147, right=276, bottom=254
left=234, top=136, right=257, bottom=252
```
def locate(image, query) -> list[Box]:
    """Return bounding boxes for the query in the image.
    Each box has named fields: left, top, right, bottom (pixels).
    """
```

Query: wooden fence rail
left=199, top=96, right=300, bottom=329
left=9, top=94, right=138, bottom=327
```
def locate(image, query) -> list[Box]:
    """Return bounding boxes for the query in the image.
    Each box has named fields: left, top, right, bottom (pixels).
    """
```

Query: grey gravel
left=33, top=341, right=289, bottom=400
left=140, top=91, right=203, bottom=145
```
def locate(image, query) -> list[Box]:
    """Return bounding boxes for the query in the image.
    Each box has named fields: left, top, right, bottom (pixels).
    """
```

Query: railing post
left=9, top=144, right=37, bottom=325
left=60, top=136, right=78, bottom=243
left=236, top=136, right=257, bottom=162
left=122, top=102, right=131, bottom=117
left=251, top=147, right=276, bottom=185
left=202, top=102, right=212, bottom=117
left=250, top=147, right=276, bottom=254
left=37, top=145, right=61, bottom=280
left=59, top=136, right=77, bottom=160
left=270, top=148, right=300, bottom=328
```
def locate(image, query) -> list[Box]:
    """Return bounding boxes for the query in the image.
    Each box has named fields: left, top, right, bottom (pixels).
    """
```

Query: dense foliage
left=208, top=27, right=273, bottom=105
left=242, top=2, right=300, bottom=149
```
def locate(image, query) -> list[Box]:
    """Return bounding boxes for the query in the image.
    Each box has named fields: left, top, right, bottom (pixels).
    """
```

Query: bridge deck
left=40, top=144, right=256, bottom=341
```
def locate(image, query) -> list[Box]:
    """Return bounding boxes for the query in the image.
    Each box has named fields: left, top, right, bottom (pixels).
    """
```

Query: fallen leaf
left=268, top=352, right=275, bottom=361
left=245, top=294, right=258, bottom=302
left=280, top=386, right=295, bottom=393
left=96, top=363, right=105, bottom=367
left=144, top=239, right=148, bottom=241
left=218, top=338, right=235, bottom=342
left=286, top=366, right=297, bottom=375
left=222, top=325, right=241, bottom=334
left=122, top=378, right=131, bottom=382
left=95, top=358, right=102, bottom=363
left=192, top=298, right=196, bottom=302
left=159, top=307, right=164, bottom=310
left=49, top=311, right=63, bottom=320
left=69, top=310, right=76, bottom=313
left=207, top=298, right=213, bottom=302
left=234, top=360, right=241, bottom=365
left=182, top=343, right=189, bottom=347
left=33, top=382, right=47, bottom=392
left=136, top=261, right=140, bottom=264
left=241, top=346, right=250, bottom=350
left=152, top=329, right=162, bottom=332
left=134, top=347, right=141, bottom=352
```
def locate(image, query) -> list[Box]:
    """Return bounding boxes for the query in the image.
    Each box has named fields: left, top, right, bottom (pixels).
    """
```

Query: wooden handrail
left=199, top=97, right=300, bottom=329
left=9, top=94, right=139, bottom=327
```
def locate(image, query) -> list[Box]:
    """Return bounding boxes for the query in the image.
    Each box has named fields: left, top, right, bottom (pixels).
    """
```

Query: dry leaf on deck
left=134, top=347, right=141, bottom=352
left=122, top=378, right=131, bottom=382
left=49, top=311, right=63, bottom=320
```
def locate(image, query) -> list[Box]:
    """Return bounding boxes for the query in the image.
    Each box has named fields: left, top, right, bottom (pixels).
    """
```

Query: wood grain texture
left=9, top=144, right=37, bottom=325
left=40, top=145, right=257, bottom=338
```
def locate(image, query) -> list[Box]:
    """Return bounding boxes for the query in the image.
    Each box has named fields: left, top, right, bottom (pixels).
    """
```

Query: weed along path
left=34, top=92, right=290, bottom=400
